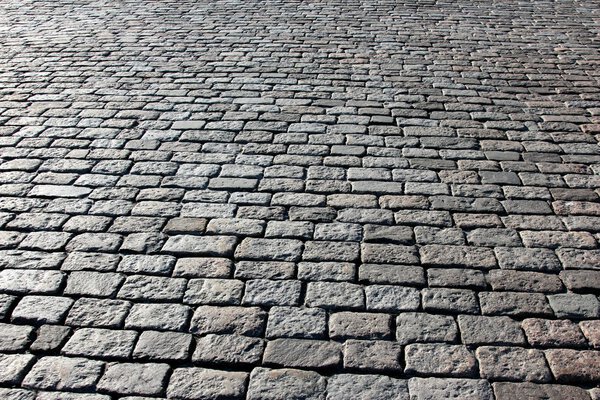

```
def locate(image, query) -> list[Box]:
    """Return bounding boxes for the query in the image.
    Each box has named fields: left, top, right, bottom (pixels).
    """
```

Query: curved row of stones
left=1, top=0, right=600, bottom=399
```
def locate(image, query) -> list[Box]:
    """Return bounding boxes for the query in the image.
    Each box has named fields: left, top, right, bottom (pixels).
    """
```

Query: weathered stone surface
left=263, top=338, right=341, bottom=368
left=305, top=282, right=364, bottom=310
left=174, top=257, right=232, bottom=278
left=97, top=363, right=170, bottom=396
left=545, top=349, right=600, bottom=383
left=547, top=294, right=600, bottom=319
left=580, top=320, right=600, bottom=348
left=522, top=318, right=586, bottom=347
left=193, top=334, right=265, bottom=365
left=0, top=269, right=64, bottom=294
left=493, top=382, right=591, bottom=400
left=476, top=346, right=551, bottom=382
left=124, top=302, right=190, bottom=331
left=11, top=295, right=73, bottom=325
left=0, top=354, right=36, bottom=385
left=479, top=292, right=553, bottom=317
left=22, top=357, right=103, bottom=391
left=247, top=367, right=326, bottom=400
left=2, top=2, right=600, bottom=397
left=404, top=344, right=477, bottom=377
left=30, top=325, right=71, bottom=352
left=409, top=378, right=494, bottom=400
left=326, top=374, right=409, bottom=400
left=235, top=238, right=303, bottom=261
left=66, top=298, right=130, bottom=328
left=458, top=315, right=525, bottom=345
left=0, top=323, right=34, bottom=351
left=266, top=306, right=327, bottom=339
left=329, top=312, right=391, bottom=340
left=184, top=278, right=244, bottom=305
left=396, top=313, right=458, bottom=344
left=343, top=340, right=403, bottom=372
left=365, top=285, right=420, bottom=312
left=167, top=368, right=248, bottom=400
left=133, top=331, right=192, bottom=361
left=162, top=235, right=237, bottom=256
left=361, top=243, right=419, bottom=264
left=62, top=328, right=137, bottom=359
left=422, top=288, right=479, bottom=314
left=420, top=245, right=496, bottom=268
left=63, top=271, right=124, bottom=297
left=190, top=306, right=266, bottom=336
left=243, top=279, right=302, bottom=306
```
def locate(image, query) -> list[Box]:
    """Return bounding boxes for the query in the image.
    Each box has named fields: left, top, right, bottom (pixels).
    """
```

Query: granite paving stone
left=1, top=0, right=599, bottom=396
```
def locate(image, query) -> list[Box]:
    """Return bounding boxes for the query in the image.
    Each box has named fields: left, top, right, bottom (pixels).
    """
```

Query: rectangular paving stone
left=420, top=245, right=497, bottom=269
left=263, top=338, right=341, bottom=369
left=97, top=362, right=170, bottom=396
left=247, top=367, right=326, bottom=400
left=22, top=356, right=103, bottom=391
left=405, top=344, right=477, bottom=378
left=476, top=346, right=551, bottom=382
left=234, top=238, right=303, bottom=261
left=133, top=331, right=192, bottom=361
left=167, top=368, right=248, bottom=400
left=61, top=328, right=137, bottom=360
left=0, top=354, right=36, bottom=385
left=162, top=235, right=237, bottom=256
left=0, top=269, right=65, bottom=294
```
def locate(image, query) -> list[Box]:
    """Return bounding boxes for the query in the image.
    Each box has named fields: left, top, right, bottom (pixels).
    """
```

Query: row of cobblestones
left=1, top=0, right=600, bottom=399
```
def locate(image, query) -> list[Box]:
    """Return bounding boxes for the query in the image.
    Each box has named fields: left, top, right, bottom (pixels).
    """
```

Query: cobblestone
left=1, top=0, right=599, bottom=396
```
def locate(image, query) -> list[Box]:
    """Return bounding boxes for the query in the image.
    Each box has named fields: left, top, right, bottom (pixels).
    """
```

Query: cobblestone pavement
left=0, top=0, right=600, bottom=399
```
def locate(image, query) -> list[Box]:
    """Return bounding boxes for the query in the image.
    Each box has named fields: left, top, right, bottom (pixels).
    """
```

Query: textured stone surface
left=167, top=368, right=248, bottom=400
left=247, top=367, right=326, bottom=400
left=97, top=363, right=170, bottom=396
left=1, top=0, right=599, bottom=396
left=22, top=356, right=103, bottom=391
left=327, top=374, right=409, bottom=400
left=409, top=378, right=494, bottom=400
left=405, top=344, right=477, bottom=377
left=476, top=346, right=551, bottom=382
